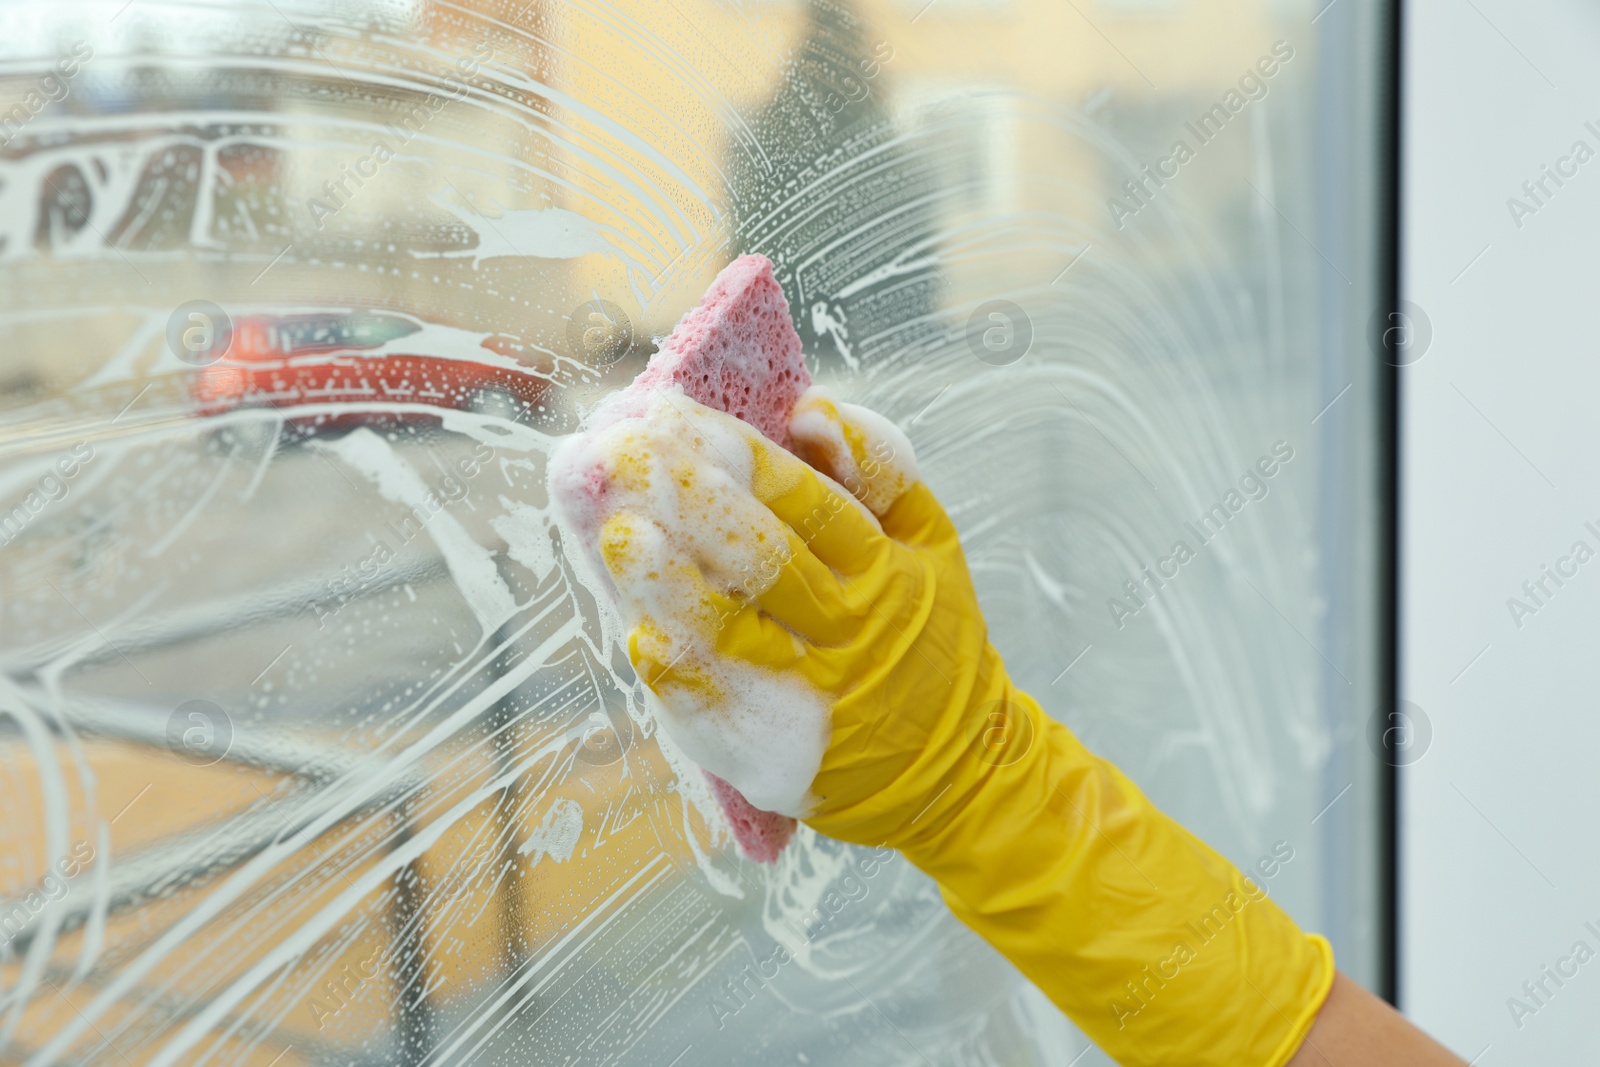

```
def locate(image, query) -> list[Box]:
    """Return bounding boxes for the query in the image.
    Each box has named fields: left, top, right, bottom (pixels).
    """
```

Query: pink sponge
left=590, top=253, right=810, bottom=863
left=704, top=770, right=796, bottom=865
left=588, top=254, right=809, bottom=446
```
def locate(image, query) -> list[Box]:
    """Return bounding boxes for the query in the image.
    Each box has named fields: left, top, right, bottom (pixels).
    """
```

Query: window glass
left=0, top=1, right=1386, bottom=1063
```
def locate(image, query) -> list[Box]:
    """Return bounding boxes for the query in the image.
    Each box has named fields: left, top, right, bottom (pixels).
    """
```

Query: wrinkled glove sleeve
left=785, top=440, right=1333, bottom=1067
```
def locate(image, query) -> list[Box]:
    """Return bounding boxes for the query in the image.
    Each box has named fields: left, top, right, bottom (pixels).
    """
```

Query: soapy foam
left=550, top=391, right=830, bottom=817
left=789, top=388, right=921, bottom=518
left=557, top=252, right=818, bottom=859
left=548, top=381, right=924, bottom=847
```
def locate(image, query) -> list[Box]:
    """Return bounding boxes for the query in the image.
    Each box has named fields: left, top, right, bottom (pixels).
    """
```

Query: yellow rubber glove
left=586, top=386, right=1334, bottom=1067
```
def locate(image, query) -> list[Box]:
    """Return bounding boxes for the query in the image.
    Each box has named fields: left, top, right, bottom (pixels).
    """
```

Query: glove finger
left=743, top=528, right=864, bottom=646
left=628, top=620, right=716, bottom=697
left=672, top=474, right=857, bottom=648
left=744, top=425, right=890, bottom=576
left=789, top=389, right=963, bottom=553
left=633, top=388, right=886, bottom=576
left=593, top=422, right=854, bottom=659
left=627, top=581, right=808, bottom=698
left=643, top=422, right=863, bottom=642
left=879, top=481, right=963, bottom=554
left=788, top=387, right=920, bottom=525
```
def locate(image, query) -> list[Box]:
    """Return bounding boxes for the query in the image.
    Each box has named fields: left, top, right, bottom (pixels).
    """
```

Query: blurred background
left=0, top=0, right=1405, bottom=1063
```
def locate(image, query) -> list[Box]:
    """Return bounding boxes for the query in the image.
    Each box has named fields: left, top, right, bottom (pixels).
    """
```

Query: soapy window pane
left=0, top=1, right=1385, bottom=1064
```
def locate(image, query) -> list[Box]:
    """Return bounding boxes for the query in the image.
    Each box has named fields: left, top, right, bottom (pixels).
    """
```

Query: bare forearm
left=1287, top=972, right=1463, bottom=1067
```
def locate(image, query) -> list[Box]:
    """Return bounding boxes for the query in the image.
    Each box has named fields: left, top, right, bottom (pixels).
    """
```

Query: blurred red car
left=192, top=312, right=547, bottom=430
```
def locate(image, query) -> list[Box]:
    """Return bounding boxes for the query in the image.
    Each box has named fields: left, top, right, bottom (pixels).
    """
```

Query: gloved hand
left=589, top=385, right=1333, bottom=1067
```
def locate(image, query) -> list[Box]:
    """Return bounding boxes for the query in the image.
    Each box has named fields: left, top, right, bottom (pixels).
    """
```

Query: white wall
left=1403, top=1, right=1600, bottom=1061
